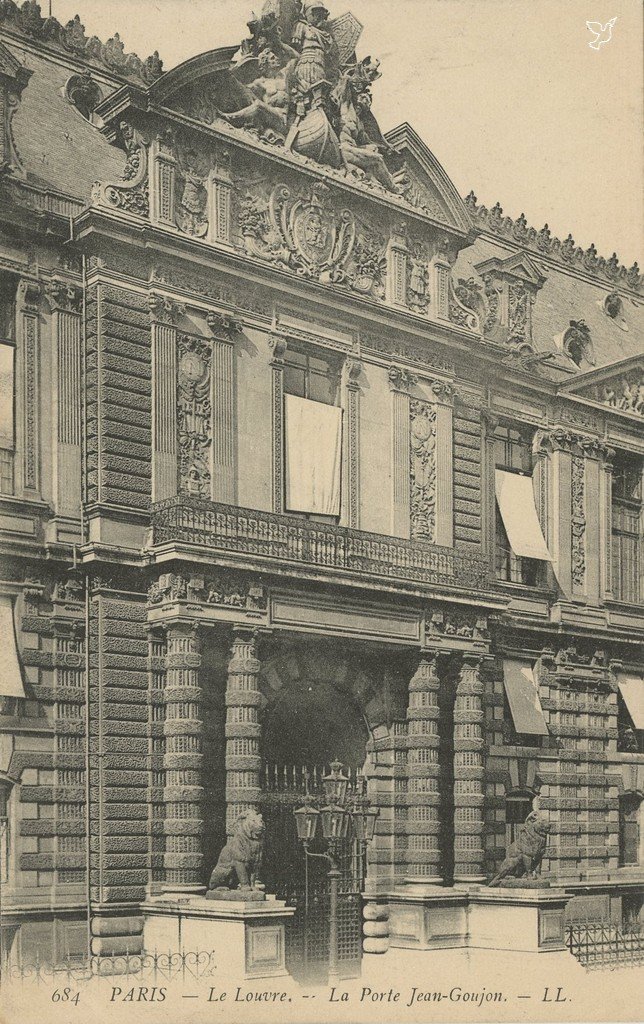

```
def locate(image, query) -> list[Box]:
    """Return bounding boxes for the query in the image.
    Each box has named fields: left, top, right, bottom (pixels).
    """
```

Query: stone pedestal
left=387, top=885, right=468, bottom=950
left=465, top=886, right=570, bottom=954
left=141, top=894, right=295, bottom=980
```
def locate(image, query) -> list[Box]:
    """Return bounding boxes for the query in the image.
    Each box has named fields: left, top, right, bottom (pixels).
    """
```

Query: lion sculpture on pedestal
left=488, top=811, right=552, bottom=887
left=207, top=811, right=266, bottom=898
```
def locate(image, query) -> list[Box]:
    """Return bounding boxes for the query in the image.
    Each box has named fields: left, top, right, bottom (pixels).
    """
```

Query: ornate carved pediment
left=474, top=251, right=546, bottom=347
left=558, top=355, right=644, bottom=418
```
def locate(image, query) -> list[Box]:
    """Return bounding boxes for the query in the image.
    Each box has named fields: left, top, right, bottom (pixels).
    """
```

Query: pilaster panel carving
left=18, top=280, right=41, bottom=493
left=410, top=399, right=436, bottom=542
left=345, top=359, right=361, bottom=529
left=269, top=333, right=287, bottom=513
left=177, top=334, right=213, bottom=498
left=571, top=455, right=586, bottom=592
left=207, top=312, right=241, bottom=504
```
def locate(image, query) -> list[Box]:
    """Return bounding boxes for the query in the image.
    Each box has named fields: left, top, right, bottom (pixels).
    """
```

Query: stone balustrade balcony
left=149, top=497, right=492, bottom=594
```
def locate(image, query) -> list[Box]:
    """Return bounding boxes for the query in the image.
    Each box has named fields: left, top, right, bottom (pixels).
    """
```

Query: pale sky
left=48, top=0, right=643, bottom=268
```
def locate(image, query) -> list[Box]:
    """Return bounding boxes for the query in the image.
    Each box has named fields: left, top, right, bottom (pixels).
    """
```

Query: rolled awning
left=618, top=673, right=644, bottom=730
left=503, top=658, right=549, bottom=736
left=0, top=595, right=27, bottom=698
left=495, top=469, right=552, bottom=561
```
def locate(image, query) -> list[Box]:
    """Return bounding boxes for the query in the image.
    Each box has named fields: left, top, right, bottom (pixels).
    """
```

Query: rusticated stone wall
left=453, top=405, right=482, bottom=549
left=88, top=585, right=150, bottom=905
left=85, top=282, right=151, bottom=509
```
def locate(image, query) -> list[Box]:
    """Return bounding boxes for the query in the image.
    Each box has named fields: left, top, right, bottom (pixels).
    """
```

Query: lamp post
left=293, top=761, right=378, bottom=986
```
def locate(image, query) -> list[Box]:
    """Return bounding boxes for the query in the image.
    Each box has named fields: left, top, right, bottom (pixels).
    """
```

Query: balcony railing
left=150, top=497, right=491, bottom=591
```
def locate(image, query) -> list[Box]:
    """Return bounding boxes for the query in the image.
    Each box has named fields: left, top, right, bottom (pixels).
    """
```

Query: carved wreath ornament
left=241, top=181, right=356, bottom=283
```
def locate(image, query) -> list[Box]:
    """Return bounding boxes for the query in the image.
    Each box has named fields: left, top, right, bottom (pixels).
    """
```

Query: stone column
left=225, top=628, right=262, bottom=835
left=453, top=656, right=486, bottom=883
left=389, top=366, right=416, bottom=539
left=149, top=293, right=183, bottom=502
left=269, top=333, right=287, bottom=514
left=47, top=279, right=83, bottom=518
left=599, top=446, right=615, bottom=600
left=405, top=655, right=442, bottom=885
left=431, top=381, right=454, bottom=548
left=17, top=279, right=41, bottom=495
left=344, top=359, right=361, bottom=529
left=163, top=623, right=204, bottom=892
left=207, top=311, right=242, bottom=504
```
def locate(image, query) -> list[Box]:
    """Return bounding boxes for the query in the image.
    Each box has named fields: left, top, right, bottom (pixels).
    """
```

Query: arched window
left=619, top=793, right=642, bottom=867
left=505, top=789, right=535, bottom=847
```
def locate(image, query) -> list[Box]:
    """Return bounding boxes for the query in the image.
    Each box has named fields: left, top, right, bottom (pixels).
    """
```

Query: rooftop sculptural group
left=222, top=0, right=403, bottom=192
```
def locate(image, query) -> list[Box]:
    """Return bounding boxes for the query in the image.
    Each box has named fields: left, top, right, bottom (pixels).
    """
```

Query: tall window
left=619, top=793, right=641, bottom=867
left=283, top=347, right=340, bottom=406
left=283, top=346, right=342, bottom=521
left=494, top=424, right=542, bottom=585
left=612, top=453, right=642, bottom=603
left=0, top=275, right=17, bottom=496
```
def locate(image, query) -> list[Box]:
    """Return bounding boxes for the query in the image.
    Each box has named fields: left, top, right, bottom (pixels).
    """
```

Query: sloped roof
left=4, top=42, right=126, bottom=199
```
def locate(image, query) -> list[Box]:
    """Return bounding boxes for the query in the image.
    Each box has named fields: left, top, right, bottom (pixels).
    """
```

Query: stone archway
left=256, top=643, right=394, bottom=982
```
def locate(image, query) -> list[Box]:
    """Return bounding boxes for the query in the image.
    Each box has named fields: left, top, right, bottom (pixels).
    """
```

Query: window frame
left=493, top=422, right=544, bottom=587
left=611, top=451, right=643, bottom=604
left=0, top=274, right=17, bottom=497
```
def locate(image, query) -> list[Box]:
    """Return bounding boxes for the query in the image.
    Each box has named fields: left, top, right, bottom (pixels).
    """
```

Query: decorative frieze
left=177, top=334, right=213, bottom=498
left=225, top=629, right=262, bottom=835
left=148, top=572, right=266, bottom=611
left=17, top=279, right=41, bottom=493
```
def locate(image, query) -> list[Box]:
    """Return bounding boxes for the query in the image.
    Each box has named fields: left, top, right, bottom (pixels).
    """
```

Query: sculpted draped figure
left=222, top=0, right=402, bottom=191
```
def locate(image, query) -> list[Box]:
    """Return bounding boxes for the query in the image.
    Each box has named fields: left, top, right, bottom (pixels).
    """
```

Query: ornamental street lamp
left=293, top=760, right=378, bottom=986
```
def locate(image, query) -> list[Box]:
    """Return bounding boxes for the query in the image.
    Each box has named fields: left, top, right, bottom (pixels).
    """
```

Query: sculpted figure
left=208, top=811, right=265, bottom=891
left=335, top=73, right=399, bottom=192
left=224, top=49, right=294, bottom=136
left=291, top=1, right=340, bottom=107
left=488, top=811, right=552, bottom=886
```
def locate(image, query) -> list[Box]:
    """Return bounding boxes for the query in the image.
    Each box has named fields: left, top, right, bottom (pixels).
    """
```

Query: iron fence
left=566, top=925, right=644, bottom=970
left=3, top=949, right=217, bottom=986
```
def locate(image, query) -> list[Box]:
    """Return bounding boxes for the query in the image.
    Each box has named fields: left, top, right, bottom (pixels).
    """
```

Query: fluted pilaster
left=225, top=628, right=262, bottom=834
left=163, top=623, right=204, bottom=891
left=405, top=655, right=442, bottom=883
left=453, top=656, right=486, bottom=882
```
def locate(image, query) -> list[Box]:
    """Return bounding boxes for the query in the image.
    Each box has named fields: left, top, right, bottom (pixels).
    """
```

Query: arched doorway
left=257, top=646, right=381, bottom=983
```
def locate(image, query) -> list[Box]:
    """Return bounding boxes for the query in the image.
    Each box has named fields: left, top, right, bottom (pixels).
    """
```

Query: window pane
left=0, top=343, right=15, bottom=449
left=0, top=276, right=16, bottom=343
left=283, top=364, right=306, bottom=398
left=309, top=369, right=338, bottom=405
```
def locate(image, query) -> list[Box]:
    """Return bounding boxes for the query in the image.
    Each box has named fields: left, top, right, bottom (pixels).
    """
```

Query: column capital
left=148, top=290, right=185, bottom=324
left=46, top=277, right=82, bottom=313
left=388, top=365, right=417, bottom=393
left=269, top=332, right=288, bottom=363
left=207, top=309, right=243, bottom=340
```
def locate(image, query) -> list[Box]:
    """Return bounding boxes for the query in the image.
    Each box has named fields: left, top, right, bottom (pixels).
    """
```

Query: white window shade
left=285, top=394, right=343, bottom=517
left=503, top=658, right=549, bottom=735
left=0, top=344, right=15, bottom=450
left=495, top=469, right=551, bottom=561
left=618, top=673, right=644, bottom=730
left=0, top=596, right=27, bottom=698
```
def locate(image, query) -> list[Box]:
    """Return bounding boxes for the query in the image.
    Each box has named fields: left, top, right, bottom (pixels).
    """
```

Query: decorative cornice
left=0, top=2, right=163, bottom=87
left=46, top=277, right=82, bottom=312
left=388, top=365, right=418, bottom=392
left=148, top=291, right=184, bottom=324
left=206, top=310, right=243, bottom=340
left=464, top=192, right=641, bottom=292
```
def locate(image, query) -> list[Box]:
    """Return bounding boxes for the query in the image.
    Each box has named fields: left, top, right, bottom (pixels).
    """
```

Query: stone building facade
left=0, top=0, right=642, bottom=969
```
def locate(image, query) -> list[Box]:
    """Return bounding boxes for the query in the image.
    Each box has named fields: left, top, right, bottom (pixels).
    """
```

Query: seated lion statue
left=208, top=811, right=265, bottom=891
left=488, top=811, right=552, bottom=887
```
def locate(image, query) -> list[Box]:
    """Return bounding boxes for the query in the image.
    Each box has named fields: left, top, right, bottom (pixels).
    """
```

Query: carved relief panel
left=410, top=399, right=437, bottom=541
left=177, top=335, right=213, bottom=497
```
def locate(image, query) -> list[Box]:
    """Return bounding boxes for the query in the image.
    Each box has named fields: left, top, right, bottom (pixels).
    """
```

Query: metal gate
left=260, top=763, right=365, bottom=985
